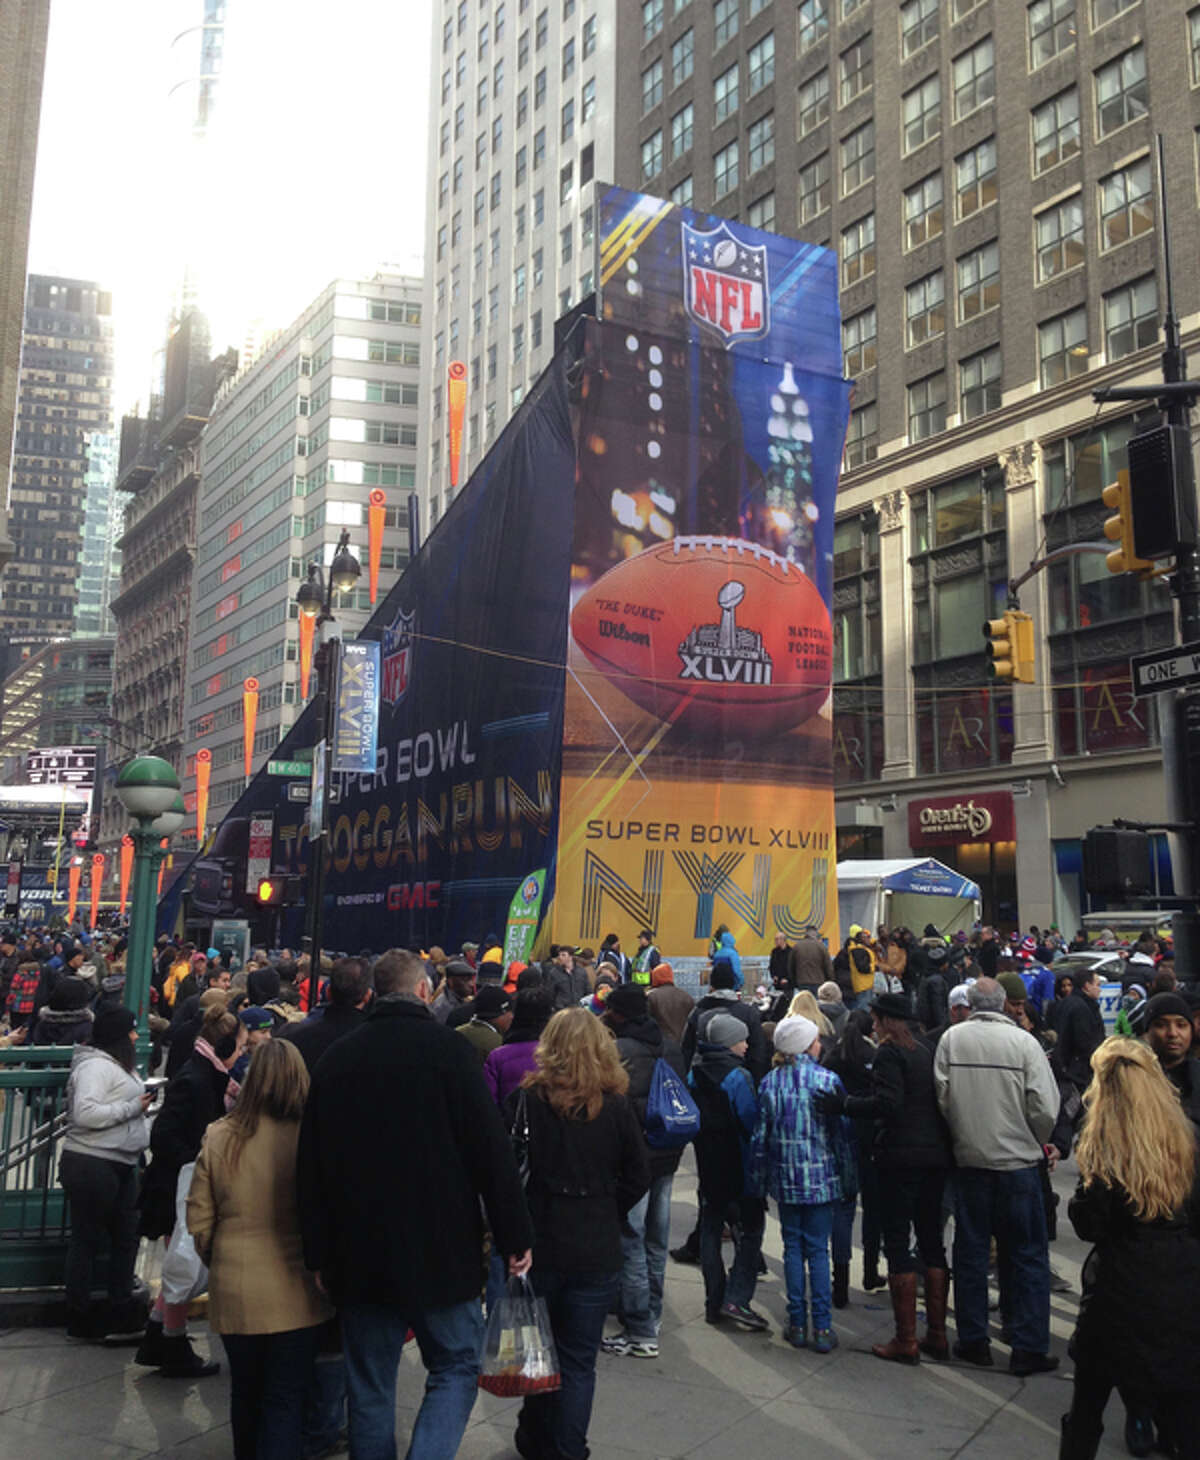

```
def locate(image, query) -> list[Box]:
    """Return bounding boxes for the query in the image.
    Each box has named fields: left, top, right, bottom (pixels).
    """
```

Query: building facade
left=182, top=275, right=421, bottom=826
left=609, top=0, right=1200, bottom=930
left=2, top=277, right=115, bottom=675
left=74, top=431, right=121, bottom=637
left=420, top=0, right=618, bottom=524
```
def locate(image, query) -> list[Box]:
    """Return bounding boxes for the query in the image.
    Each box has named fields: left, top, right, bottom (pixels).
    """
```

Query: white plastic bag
left=160, top=1161, right=209, bottom=1305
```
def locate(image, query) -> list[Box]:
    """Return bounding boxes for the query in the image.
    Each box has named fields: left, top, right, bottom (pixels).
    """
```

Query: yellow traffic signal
left=983, top=609, right=1035, bottom=684
left=983, top=615, right=1015, bottom=681
left=1102, top=470, right=1154, bottom=576
left=257, top=876, right=283, bottom=905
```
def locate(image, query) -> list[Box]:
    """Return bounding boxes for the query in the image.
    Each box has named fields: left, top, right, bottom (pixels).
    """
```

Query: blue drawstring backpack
left=644, top=1058, right=701, bottom=1149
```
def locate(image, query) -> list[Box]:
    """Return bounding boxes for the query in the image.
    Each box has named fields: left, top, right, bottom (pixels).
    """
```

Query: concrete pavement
left=0, top=1155, right=1129, bottom=1458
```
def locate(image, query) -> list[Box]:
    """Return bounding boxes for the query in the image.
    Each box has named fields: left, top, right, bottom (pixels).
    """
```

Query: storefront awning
left=836, top=858, right=981, bottom=901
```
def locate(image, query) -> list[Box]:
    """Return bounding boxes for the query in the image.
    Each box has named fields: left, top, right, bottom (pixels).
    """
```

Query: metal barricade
left=0, top=1048, right=75, bottom=1288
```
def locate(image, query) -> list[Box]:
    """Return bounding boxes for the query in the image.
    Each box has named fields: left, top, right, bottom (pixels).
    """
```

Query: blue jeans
left=778, top=1201, right=835, bottom=1331
left=303, top=1327, right=346, bottom=1458
left=699, top=1195, right=765, bottom=1316
left=519, top=1268, right=618, bottom=1460
left=222, top=1325, right=322, bottom=1460
left=342, top=1298, right=484, bottom=1460
left=953, top=1166, right=1050, bottom=1353
left=618, top=1172, right=674, bottom=1339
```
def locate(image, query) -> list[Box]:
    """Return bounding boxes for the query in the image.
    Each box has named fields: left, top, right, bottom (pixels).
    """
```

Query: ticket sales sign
left=908, top=790, right=1015, bottom=848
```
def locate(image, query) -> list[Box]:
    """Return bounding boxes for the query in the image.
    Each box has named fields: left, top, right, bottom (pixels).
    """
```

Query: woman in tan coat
left=187, top=1038, right=332, bottom=1460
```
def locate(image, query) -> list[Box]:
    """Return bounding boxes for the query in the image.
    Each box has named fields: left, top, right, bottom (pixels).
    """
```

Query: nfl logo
left=381, top=606, right=415, bottom=705
left=681, top=221, right=770, bottom=347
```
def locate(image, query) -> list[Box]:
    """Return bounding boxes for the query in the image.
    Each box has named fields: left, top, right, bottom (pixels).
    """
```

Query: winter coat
left=819, top=997, right=848, bottom=1040
left=768, top=945, right=792, bottom=988
left=517, top=1088, right=649, bottom=1274
left=188, top=1114, right=333, bottom=1336
left=544, top=962, right=590, bottom=1010
left=614, top=1015, right=687, bottom=1181
left=916, top=972, right=949, bottom=1031
left=933, top=1011, right=1059, bottom=1170
left=62, top=1045, right=149, bottom=1165
left=1166, top=1057, right=1200, bottom=1131
left=848, top=942, right=876, bottom=996
left=1055, top=989, right=1106, bottom=1089
left=843, top=1037, right=951, bottom=1170
left=297, top=997, right=533, bottom=1309
left=682, top=992, right=768, bottom=1082
left=457, top=1017, right=504, bottom=1064
left=276, top=1003, right=366, bottom=1075
left=483, top=1038, right=539, bottom=1105
left=1068, top=1177, right=1200, bottom=1395
left=140, top=1051, right=231, bottom=1238
left=710, top=931, right=743, bottom=990
left=647, top=984, right=694, bottom=1045
left=30, top=1004, right=94, bottom=1047
left=789, top=937, right=833, bottom=991
left=689, top=1044, right=758, bottom=1205
left=747, top=1055, right=854, bottom=1206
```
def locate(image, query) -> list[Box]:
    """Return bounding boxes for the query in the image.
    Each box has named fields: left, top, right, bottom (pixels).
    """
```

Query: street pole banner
left=503, top=869, right=547, bottom=964
left=4, top=859, right=21, bottom=916
left=332, top=641, right=381, bottom=775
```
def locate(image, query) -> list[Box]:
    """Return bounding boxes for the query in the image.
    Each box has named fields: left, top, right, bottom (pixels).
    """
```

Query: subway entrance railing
left=0, top=1047, right=75, bottom=1290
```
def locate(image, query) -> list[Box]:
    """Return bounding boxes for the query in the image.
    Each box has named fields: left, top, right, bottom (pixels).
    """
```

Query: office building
left=182, top=274, right=421, bottom=823
left=74, top=431, right=121, bottom=638
left=1, top=277, right=115, bottom=674
left=420, top=0, right=617, bottom=524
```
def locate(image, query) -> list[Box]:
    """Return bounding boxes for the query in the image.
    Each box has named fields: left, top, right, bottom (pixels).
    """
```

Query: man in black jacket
left=278, top=956, right=373, bottom=1073
left=1055, top=967, right=1106, bottom=1091
left=681, top=962, right=768, bottom=1081
left=601, top=985, right=687, bottom=1359
left=297, top=948, right=533, bottom=1460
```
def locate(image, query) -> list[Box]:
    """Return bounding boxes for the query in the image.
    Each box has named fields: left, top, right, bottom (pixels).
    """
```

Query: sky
left=28, top=0, right=433, bottom=416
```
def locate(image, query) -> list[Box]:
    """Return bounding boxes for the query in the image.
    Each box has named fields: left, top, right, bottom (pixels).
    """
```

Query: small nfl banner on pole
left=332, top=641, right=381, bottom=775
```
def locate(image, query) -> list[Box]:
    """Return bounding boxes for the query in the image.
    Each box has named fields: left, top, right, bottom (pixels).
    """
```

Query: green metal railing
left=0, top=1048, right=75, bottom=1288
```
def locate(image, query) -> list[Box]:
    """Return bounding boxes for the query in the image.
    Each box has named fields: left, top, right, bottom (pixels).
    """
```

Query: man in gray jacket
left=933, top=977, right=1061, bottom=1377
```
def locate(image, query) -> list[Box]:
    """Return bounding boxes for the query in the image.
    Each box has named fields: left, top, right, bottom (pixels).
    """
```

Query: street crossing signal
left=256, top=874, right=301, bottom=905
left=1102, top=470, right=1154, bottom=577
left=983, top=609, right=1035, bottom=684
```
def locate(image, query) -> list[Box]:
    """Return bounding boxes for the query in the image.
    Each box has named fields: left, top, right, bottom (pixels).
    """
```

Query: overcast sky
left=28, top=0, right=432, bottom=414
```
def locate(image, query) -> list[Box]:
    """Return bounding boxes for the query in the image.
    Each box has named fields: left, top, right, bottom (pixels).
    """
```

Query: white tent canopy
left=836, top=858, right=981, bottom=943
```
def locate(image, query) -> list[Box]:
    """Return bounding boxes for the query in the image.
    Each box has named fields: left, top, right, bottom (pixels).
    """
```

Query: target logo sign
left=681, top=221, right=769, bottom=347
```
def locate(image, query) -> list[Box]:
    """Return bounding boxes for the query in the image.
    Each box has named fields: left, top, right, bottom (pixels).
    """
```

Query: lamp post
left=295, top=528, right=361, bottom=1013
left=115, top=758, right=182, bottom=1073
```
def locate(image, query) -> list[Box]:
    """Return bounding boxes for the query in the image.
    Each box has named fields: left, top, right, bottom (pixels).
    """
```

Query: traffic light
left=983, top=609, right=1035, bottom=684
left=255, top=874, right=301, bottom=905
left=1127, top=424, right=1197, bottom=560
left=1102, top=470, right=1154, bottom=577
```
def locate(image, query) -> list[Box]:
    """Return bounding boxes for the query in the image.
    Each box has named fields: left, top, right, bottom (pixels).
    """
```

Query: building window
left=1091, top=0, right=1136, bottom=25
left=583, top=12, right=596, bottom=56
left=798, top=0, right=828, bottom=52
left=535, top=66, right=547, bottom=106
left=515, top=147, right=528, bottom=187
left=561, top=96, right=575, bottom=139
left=749, top=112, right=775, bottom=173
left=839, top=34, right=872, bottom=104
left=1191, top=8, right=1200, bottom=84
left=798, top=69, right=829, bottom=136
left=714, top=62, right=739, bottom=120
left=536, top=7, right=549, bottom=45
left=519, top=28, right=530, bottom=67
left=843, top=306, right=877, bottom=375
left=959, top=347, right=1002, bottom=420
left=714, top=0, right=738, bottom=48
left=641, top=129, right=664, bottom=180
left=841, top=212, right=875, bottom=285
left=643, top=0, right=664, bottom=41
left=560, top=160, right=573, bottom=202
left=908, top=372, right=947, bottom=440
left=561, top=223, right=574, bottom=263
left=671, top=102, right=694, bottom=157
left=748, top=32, right=774, bottom=93
left=533, top=125, right=546, bottom=166
left=1039, top=307, right=1089, bottom=386
left=901, top=0, right=938, bottom=57
left=582, top=77, right=596, bottom=121
left=832, top=511, right=883, bottom=786
left=534, top=187, right=545, bottom=224
left=642, top=57, right=663, bottom=111
left=953, top=0, right=985, bottom=14
left=1032, top=89, right=1080, bottom=174
left=904, top=173, right=943, bottom=249
left=957, top=241, right=999, bottom=321
left=517, top=86, right=529, bottom=124
left=562, top=35, right=575, bottom=79
left=1029, top=0, right=1075, bottom=70
left=953, top=37, right=995, bottom=120
left=903, top=74, right=940, bottom=154
left=1035, top=195, right=1085, bottom=281
left=906, top=271, right=945, bottom=347
left=672, top=28, right=695, bottom=87
left=1098, top=156, right=1153, bottom=250
left=671, top=174, right=694, bottom=206
left=513, top=323, right=524, bottom=362
left=840, top=120, right=874, bottom=194
left=1095, top=46, right=1148, bottom=137
left=531, top=308, right=543, bottom=348
left=1104, top=275, right=1158, bottom=360
left=843, top=402, right=878, bottom=469
left=798, top=153, right=831, bottom=221
left=955, top=138, right=996, bottom=222
left=714, top=139, right=739, bottom=195
left=514, top=263, right=527, bottom=305
left=747, top=192, right=775, bottom=230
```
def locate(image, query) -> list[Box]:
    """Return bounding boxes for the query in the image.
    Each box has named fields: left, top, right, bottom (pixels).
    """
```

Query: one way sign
left=1130, top=640, right=1200, bottom=698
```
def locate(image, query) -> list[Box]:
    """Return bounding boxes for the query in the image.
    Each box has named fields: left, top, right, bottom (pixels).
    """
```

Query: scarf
left=194, top=1036, right=241, bottom=1111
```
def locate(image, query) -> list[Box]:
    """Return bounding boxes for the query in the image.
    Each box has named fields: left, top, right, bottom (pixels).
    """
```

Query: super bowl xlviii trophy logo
left=679, top=581, right=774, bottom=685
left=381, top=605, right=415, bottom=706
left=681, top=221, right=770, bottom=347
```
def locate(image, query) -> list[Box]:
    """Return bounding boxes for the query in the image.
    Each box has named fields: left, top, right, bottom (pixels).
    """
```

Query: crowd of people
left=3, top=916, right=1198, bottom=1460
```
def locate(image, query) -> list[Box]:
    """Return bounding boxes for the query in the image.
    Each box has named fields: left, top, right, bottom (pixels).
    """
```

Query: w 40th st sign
left=1130, top=640, right=1200, bottom=698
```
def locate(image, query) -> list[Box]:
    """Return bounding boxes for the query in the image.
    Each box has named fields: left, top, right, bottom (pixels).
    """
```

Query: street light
left=115, top=758, right=180, bottom=1072
left=294, top=527, right=361, bottom=1014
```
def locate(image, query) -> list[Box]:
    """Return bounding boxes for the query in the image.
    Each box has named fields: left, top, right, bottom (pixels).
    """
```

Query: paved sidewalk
left=0, top=1157, right=1128, bottom=1458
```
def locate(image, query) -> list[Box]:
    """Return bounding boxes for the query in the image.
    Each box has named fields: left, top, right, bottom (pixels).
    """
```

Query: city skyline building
left=74, top=430, right=121, bottom=638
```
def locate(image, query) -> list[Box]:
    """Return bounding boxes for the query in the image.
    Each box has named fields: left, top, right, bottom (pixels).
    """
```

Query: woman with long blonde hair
left=788, top=989, right=834, bottom=1040
left=512, top=1007, right=649, bottom=1460
left=1061, top=1039, right=1200, bottom=1460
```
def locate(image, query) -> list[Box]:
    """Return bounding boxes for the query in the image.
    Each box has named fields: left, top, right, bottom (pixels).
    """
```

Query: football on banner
left=571, top=536, right=831, bottom=737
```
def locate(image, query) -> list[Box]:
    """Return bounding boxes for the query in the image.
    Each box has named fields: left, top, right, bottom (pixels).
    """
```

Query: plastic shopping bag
left=160, top=1161, right=209, bottom=1306
left=478, top=1275, right=561, bottom=1397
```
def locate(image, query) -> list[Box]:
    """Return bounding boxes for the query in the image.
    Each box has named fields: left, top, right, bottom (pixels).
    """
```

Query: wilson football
left=570, top=536, right=831, bottom=737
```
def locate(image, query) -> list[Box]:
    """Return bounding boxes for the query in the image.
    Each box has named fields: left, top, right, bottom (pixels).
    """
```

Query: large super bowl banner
left=550, top=186, right=851, bottom=957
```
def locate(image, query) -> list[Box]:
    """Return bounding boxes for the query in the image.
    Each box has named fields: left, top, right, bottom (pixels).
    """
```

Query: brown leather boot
left=872, top=1272, right=920, bottom=1364
left=919, top=1267, right=950, bottom=1360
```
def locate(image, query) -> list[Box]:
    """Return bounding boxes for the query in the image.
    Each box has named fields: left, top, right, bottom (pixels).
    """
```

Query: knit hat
left=705, top=1011, right=747, bottom=1048
left=709, top=961, right=737, bottom=990
left=772, top=1015, right=819, bottom=1056
left=1144, top=992, right=1193, bottom=1025
left=817, top=981, right=841, bottom=1003
left=91, top=1005, right=136, bottom=1047
left=606, top=985, right=648, bottom=1021
left=848, top=924, right=862, bottom=938
left=238, top=1005, right=275, bottom=1032
left=948, top=984, right=971, bottom=1010
left=998, top=972, right=1028, bottom=1003
left=1020, top=936, right=1037, bottom=954
left=247, top=966, right=281, bottom=1004
left=650, top=962, right=674, bottom=987
left=49, top=977, right=92, bottom=1012
left=871, top=991, right=918, bottom=1022
left=100, top=972, right=125, bottom=996
left=473, top=985, right=513, bottom=1018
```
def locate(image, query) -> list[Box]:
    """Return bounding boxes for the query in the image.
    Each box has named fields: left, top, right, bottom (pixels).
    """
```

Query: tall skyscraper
left=74, top=431, right=121, bottom=638
left=1, top=277, right=114, bottom=674
left=614, top=0, right=1200, bottom=929
left=420, top=0, right=619, bottom=525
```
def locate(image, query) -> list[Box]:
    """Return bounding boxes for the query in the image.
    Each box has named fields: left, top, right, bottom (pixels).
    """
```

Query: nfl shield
left=681, top=221, right=770, bottom=347
left=381, top=605, right=415, bottom=706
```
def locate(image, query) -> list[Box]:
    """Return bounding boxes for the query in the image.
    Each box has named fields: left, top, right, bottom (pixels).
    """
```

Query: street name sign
left=267, top=759, right=311, bottom=777
left=1131, top=640, right=1200, bottom=698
